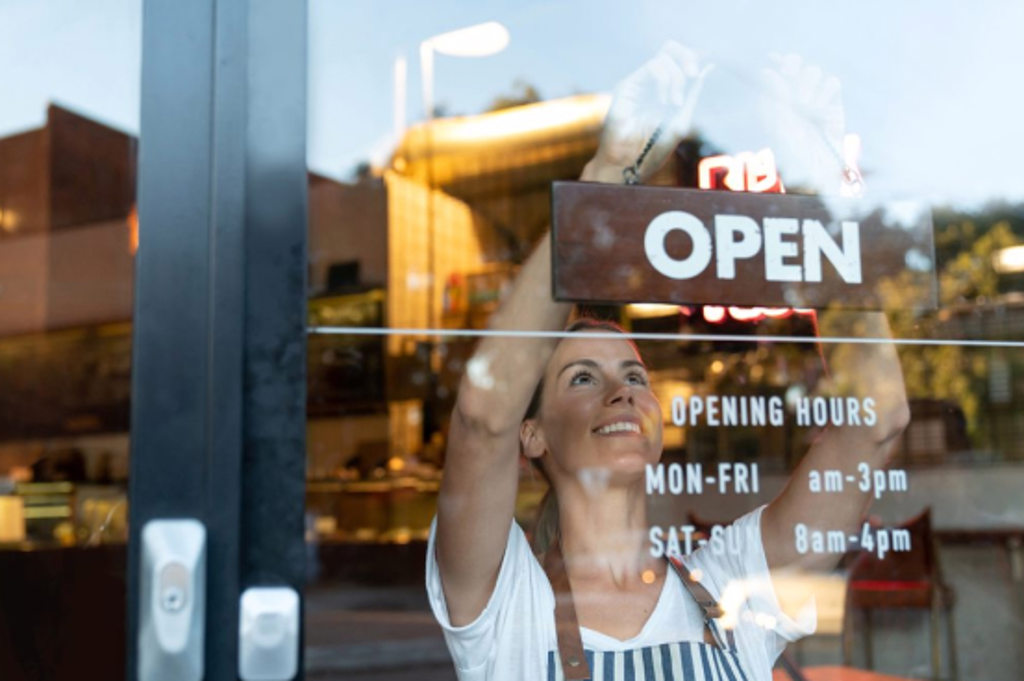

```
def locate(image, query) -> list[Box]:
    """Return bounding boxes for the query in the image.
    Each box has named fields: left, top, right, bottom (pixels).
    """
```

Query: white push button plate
left=239, top=586, right=300, bottom=681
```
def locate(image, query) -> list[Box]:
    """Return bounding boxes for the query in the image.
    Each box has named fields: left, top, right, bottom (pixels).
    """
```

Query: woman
left=427, top=43, right=909, bottom=681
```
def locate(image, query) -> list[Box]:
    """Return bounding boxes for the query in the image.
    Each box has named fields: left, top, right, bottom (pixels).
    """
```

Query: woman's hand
left=759, top=53, right=855, bottom=195
left=583, top=41, right=712, bottom=184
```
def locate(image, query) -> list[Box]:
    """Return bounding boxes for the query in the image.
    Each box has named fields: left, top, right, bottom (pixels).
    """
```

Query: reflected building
left=0, top=106, right=136, bottom=498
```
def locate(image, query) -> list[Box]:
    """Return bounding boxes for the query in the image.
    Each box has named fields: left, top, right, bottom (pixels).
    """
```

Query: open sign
left=551, top=183, right=936, bottom=310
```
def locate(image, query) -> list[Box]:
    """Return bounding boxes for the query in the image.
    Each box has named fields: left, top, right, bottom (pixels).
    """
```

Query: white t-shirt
left=426, top=506, right=815, bottom=681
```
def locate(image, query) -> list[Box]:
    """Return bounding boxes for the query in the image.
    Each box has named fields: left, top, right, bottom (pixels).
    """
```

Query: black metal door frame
left=127, top=1, right=307, bottom=678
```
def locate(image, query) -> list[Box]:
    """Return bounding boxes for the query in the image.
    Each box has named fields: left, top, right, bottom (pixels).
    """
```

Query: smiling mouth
left=594, top=421, right=642, bottom=435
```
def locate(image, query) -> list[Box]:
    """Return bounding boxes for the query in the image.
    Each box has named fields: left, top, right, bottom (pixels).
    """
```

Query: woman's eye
left=626, top=372, right=649, bottom=386
left=569, top=370, right=594, bottom=385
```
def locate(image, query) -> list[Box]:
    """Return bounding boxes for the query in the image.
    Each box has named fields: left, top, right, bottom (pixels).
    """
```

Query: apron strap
left=667, top=555, right=735, bottom=652
left=666, top=555, right=724, bottom=618
left=543, top=540, right=591, bottom=680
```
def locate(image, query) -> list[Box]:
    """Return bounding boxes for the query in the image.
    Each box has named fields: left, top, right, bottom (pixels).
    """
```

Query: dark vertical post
left=241, top=0, right=309, bottom=594
left=128, top=1, right=306, bottom=678
left=129, top=1, right=225, bottom=676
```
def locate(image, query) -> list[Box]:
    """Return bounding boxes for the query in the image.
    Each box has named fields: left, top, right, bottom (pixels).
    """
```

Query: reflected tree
left=875, top=214, right=1022, bottom=443
left=485, top=79, right=543, bottom=112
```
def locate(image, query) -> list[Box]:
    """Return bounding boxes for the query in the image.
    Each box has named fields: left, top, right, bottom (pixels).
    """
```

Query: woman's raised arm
left=754, top=54, right=910, bottom=571
left=761, top=310, right=910, bottom=570
left=435, top=236, right=571, bottom=626
left=434, top=41, right=710, bottom=626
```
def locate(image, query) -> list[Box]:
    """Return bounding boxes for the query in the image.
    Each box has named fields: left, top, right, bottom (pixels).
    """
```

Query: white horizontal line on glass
left=307, top=326, right=1024, bottom=348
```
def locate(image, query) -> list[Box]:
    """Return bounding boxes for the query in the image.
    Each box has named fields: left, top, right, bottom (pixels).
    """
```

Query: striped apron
left=544, top=546, right=751, bottom=681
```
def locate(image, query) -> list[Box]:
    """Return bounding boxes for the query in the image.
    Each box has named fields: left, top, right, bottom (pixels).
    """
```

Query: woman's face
left=525, top=333, right=663, bottom=484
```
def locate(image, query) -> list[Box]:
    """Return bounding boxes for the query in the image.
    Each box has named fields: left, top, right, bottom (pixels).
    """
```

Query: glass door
left=303, top=3, right=1024, bottom=681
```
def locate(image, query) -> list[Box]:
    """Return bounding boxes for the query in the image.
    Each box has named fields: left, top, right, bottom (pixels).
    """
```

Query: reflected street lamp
left=392, top=22, right=509, bottom=140
left=412, top=21, right=509, bottom=330
left=419, top=21, right=510, bottom=122
left=412, top=22, right=509, bottom=451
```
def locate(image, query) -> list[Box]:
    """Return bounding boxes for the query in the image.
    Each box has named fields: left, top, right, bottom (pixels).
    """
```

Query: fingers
left=635, top=44, right=714, bottom=165
left=769, top=52, right=805, bottom=82
left=614, top=41, right=710, bottom=115
left=765, top=53, right=843, bottom=109
left=594, top=42, right=713, bottom=177
left=658, top=40, right=704, bottom=80
left=760, top=64, right=792, bottom=109
left=652, top=41, right=710, bottom=111
left=630, top=51, right=685, bottom=114
left=760, top=53, right=849, bottom=192
left=657, top=62, right=712, bottom=155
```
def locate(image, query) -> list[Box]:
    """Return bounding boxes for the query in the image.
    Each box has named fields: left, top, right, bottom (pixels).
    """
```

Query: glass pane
left=0, top=2, right=140, bottom=678
left=306, top=3, right=1024, bottom=680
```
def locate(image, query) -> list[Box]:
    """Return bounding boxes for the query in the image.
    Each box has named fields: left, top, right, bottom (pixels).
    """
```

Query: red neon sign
left=684, top=305, right=813, bottom=324
left=697, top=148, right=785, bottom=194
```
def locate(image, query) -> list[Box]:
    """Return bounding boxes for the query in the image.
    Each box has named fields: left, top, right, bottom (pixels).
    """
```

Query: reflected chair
left=842, top=508, right=957, bottom=681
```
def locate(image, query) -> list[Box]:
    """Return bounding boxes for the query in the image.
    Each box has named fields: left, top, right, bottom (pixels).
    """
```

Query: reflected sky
left=2, top=0, right=1023, bottom=207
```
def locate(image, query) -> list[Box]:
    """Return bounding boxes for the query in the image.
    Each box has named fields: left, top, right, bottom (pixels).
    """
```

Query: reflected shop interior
left=3, top=3, right=1024, bottom=680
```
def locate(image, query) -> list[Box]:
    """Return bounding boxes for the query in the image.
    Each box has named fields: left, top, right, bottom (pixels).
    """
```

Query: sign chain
left=622, top=125, right=664, bottom=185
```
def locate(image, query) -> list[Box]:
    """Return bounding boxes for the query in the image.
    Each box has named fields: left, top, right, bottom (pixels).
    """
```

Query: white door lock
left=138, top=519, right=206, bottom=681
